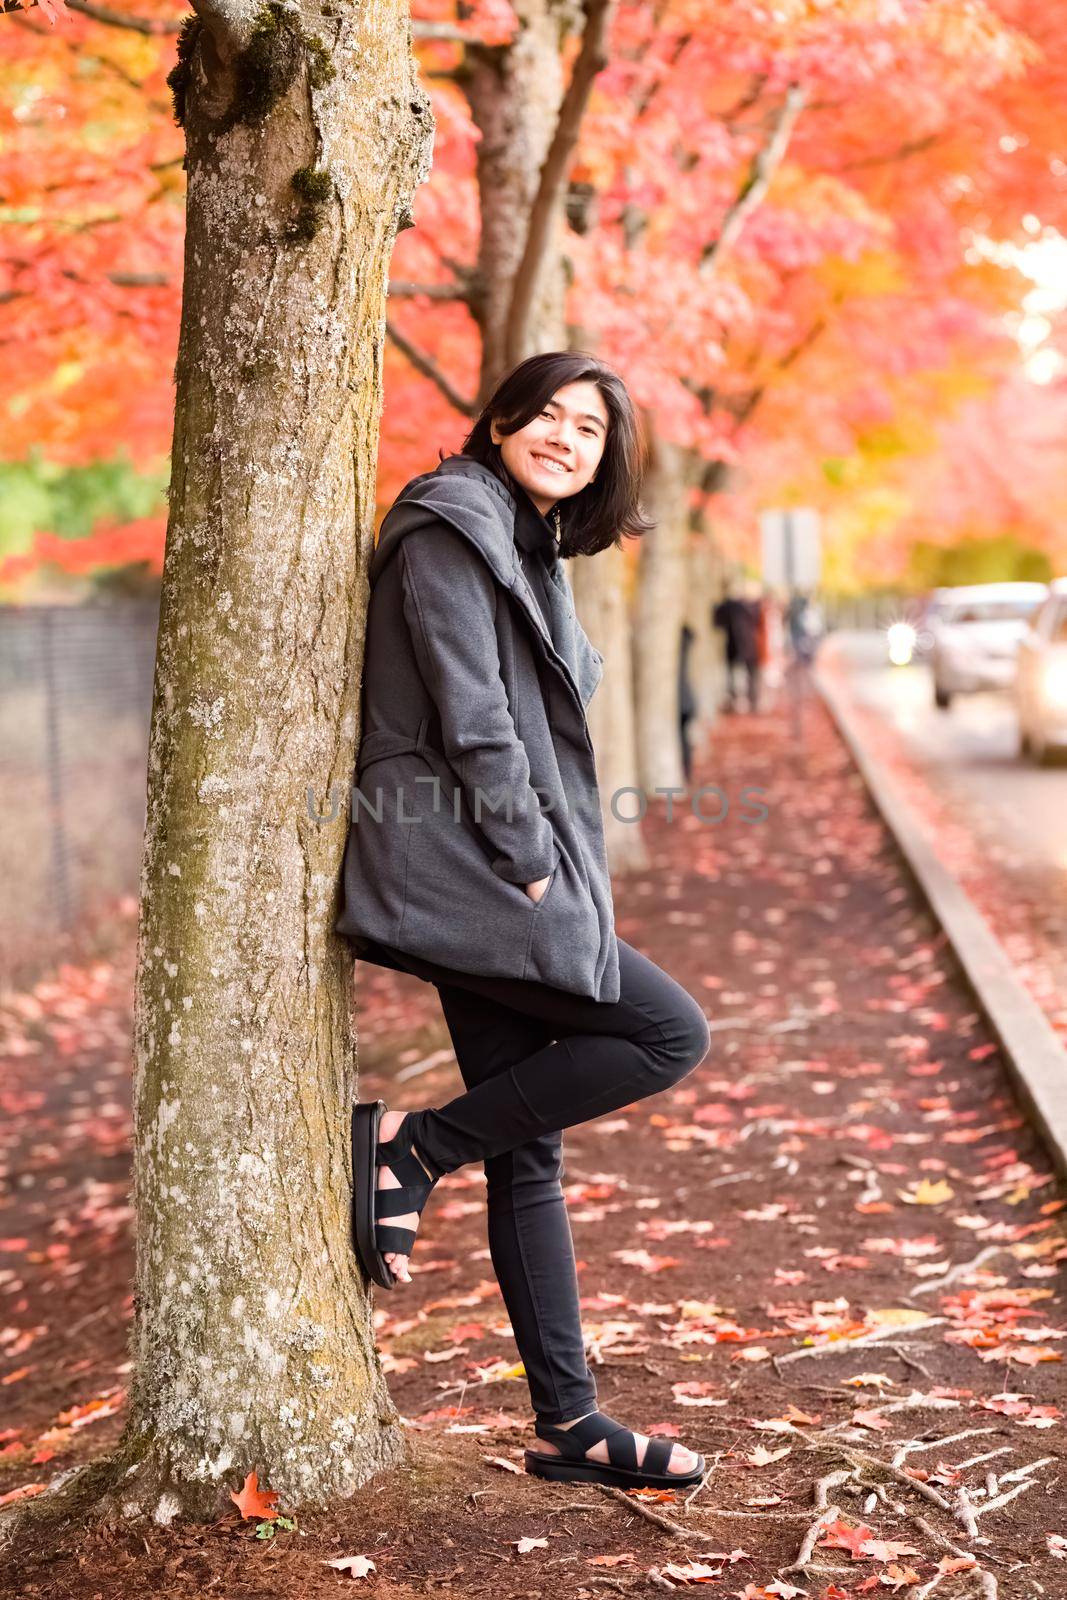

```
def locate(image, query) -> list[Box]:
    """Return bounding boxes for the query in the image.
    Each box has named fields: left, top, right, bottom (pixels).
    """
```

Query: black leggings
left=354, top=936, right=712, bottom=1424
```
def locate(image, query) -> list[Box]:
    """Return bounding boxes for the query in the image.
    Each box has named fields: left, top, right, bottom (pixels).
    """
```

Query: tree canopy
left=2, top=0, right=1065, bottom=591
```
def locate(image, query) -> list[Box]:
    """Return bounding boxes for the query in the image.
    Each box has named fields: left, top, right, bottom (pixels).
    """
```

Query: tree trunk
left=464, top=0, right=569, bottom=398
left=107, top=0, right=433, bottom=1521
left=569, top=548, right=647, bottom=871
left=691, top=461, right=734, bottom=734
left=633, top=427, right=689, bottom=796
left=463, top=6, right=645, bottom=871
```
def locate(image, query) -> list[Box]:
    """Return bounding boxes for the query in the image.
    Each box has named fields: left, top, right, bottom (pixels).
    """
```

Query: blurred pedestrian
left=785, top=589, right=824, bottom=666
left=678, top=621, right=697, bottom=784
left=713, top=581, right=760, bottom=713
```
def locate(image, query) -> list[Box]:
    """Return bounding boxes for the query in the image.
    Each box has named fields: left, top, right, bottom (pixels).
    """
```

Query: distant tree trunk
left=464, top=0, right=568, bottom=400
left=683, top=526, right=723, bottom=758
left=569, top=548, right=647, bottom=869
left=633, top=426, right=689, bottom=796
left=77, top=0, right=433, bottom=1523
left=465, top=0, right=641, bottom=868
left=691, top=459, right=734, bottom=727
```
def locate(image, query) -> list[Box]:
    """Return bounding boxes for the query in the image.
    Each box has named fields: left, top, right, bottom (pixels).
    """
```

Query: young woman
left=337, top=350, right=712, bottom=1490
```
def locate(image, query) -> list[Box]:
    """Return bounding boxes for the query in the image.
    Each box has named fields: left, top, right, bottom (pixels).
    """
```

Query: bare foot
left=534, top=1411, right=701, bottom=1474
left=377, top=1110, right=435, bottom=1284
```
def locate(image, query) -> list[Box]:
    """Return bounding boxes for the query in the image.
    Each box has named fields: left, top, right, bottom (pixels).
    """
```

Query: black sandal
left=524, top=1411, right=705, bottom=1489
left=351, top=1100, right=439, bottom=1290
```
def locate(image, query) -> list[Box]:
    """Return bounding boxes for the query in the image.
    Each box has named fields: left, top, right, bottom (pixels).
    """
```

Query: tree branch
left=503, top=0, right=614, bottom=367
left=630, top=25, right=690, bottom=122
left=1, top=0, right=183, bottom=27
left=699, top=81, right=806, bottom=276
left=836, top=133, right=943, bottom=172
left=384, top=321, right=477, bottom=416
left=1, top=0, right=259, bottom=46
left=388, top=279, right=474, bottom=303
left=411, top=19, right=485, bottom=42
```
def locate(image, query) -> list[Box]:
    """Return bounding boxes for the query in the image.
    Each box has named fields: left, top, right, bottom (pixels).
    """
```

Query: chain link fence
left=0, top=602, right=159, bottom=993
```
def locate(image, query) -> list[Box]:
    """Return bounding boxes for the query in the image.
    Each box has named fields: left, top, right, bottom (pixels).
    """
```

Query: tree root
left=773, top=1319, right=945, bottom=1371
left=782, top=1500, right=845, bottom=1573
left=774, top=1426, right=1012, bottom=1598
left=0, top=1450, right=134, bottom=1559
left=592, top=1483, right=694, bottom=1539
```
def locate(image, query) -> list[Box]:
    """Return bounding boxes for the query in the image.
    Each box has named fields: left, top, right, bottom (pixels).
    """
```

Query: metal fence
left=0, top=590, right=904, bottom=992
left=0, top=602, right=159, bottom=993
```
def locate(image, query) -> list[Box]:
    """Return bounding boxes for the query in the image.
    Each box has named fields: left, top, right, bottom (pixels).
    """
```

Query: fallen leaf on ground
left=672, top=1380, right=726, bottom=1406
left=229, top=1469, right=279, bottom=1521
left=818, top=1518, right=876, bottom=1558
left=852, top=1408, right=891, bottom=1430
left=859, top=1536, right=922, bottom=1562
left=659, top=1555, right=744, bottom=1582
left=865, top=1308, right=932, bottom=1328
left=324, top=1555, right=376, bottom=1578
left=0, top=1482, right=46, bottom=1507
left=898, top=1179, right=953, bottom=1205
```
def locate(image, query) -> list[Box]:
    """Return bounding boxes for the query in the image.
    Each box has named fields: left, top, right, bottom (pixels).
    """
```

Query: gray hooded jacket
left=334, top=453, right=621, bottom=1003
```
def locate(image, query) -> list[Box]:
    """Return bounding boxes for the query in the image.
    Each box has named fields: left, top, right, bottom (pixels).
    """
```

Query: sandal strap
left=373, top=1111, right=438, bottom=1262
left=375, top=1223, right=416, bottom=1255
left=535, top=1411, right=639, bottom=1472
left=377, top=1115, right=441, bottom=1178
left=377, top=1144, right=435, bottom=1196
left=642, top=1435, right=678, bottom=1477
left=375, top=1185, right=429, bottom=1219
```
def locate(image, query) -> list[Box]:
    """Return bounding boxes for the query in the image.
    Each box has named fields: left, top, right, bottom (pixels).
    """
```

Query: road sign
left=760, top=508, right=822, bottom=591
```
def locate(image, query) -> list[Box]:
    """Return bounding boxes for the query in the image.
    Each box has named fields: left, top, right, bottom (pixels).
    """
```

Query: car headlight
left=887, top=622, right=916, bottom=665
left=1040, top=659, right=1067, bottom=707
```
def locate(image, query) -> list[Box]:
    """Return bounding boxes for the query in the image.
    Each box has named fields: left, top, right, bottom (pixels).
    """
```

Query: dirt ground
left=1, top=675, right=1064, bottom=1599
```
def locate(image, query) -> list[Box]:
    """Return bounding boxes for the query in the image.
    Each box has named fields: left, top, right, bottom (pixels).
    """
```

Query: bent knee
left=651, top=1000, right=712, bottom=1084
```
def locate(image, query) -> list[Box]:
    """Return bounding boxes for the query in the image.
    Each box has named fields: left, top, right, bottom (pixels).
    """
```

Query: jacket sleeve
left=398, top=523, right=559, bottom=886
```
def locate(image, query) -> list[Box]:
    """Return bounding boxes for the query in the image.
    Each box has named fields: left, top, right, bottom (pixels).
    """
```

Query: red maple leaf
left=229, top=1469, right=279, bottom=1521
left=818, top=1518, right=876, bottom=1558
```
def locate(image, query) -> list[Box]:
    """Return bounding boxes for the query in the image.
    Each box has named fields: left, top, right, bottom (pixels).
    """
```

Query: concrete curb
left=814, top=654, right=1067, bottom=1182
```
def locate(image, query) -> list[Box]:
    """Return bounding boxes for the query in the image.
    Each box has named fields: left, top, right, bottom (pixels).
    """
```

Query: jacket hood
left=369, top=453, right=604, bottom=723
left=370, top=455, right=520, bottom=593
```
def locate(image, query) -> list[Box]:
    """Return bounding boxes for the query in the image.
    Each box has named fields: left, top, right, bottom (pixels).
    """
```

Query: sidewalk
left=2, top=680, right=1065, bottom=1599
left=815, top=639, right=1067, bottom=1184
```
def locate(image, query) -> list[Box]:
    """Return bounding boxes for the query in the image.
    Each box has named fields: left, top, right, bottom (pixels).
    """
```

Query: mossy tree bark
left=55, top=0, right=433, bottom=1525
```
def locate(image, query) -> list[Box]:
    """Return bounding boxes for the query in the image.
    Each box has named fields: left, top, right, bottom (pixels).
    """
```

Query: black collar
left=513, top=483, right=558, bottom=558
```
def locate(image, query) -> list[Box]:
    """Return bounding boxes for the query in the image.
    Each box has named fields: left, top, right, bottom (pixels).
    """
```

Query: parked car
left=929, top=582, right=1048, bottom=709
left=1015, top=578, right=1067, bottom=764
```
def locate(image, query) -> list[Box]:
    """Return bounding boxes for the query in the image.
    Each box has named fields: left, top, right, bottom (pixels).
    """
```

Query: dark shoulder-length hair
left=439, top=351, right=655, bottom=558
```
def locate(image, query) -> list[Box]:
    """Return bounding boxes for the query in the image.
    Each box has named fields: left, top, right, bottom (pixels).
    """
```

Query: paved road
left=822, top=628, right=1067, bottom=877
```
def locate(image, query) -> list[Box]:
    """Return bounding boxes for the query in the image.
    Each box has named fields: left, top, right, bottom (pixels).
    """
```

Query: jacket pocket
left=393, top=740, right=553, bottom=979
left=524, top=841, right=601, bottom=988
left=527, top=856, right=560, bottom=911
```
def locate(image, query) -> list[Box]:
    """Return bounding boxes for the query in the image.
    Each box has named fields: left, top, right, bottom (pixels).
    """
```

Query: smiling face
left=490, top=380, right=609, bottom=515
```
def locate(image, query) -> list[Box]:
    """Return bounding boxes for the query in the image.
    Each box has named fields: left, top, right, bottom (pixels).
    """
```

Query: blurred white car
left=929, top=582, right=1048, bottom=709
left=1015, top=578, right=1067, bottom=764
